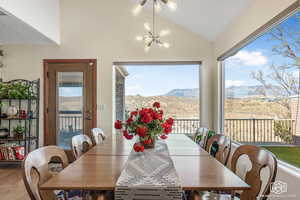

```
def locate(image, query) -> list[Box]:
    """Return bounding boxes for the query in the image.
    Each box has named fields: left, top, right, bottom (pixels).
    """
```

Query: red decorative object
left=114, top=102, right=174, bottom=152
left=19, top=110, right=27, bottom=119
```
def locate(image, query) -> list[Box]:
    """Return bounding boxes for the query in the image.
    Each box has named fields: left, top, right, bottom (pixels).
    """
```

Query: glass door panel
left=57, top=72, right=84, bottom=149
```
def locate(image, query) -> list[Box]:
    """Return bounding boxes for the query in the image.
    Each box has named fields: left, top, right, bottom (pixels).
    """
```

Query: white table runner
left=115, top=140, right=182, bottom=200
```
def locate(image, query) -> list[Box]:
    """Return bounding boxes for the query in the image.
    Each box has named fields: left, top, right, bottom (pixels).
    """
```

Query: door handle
left=85, top=116, right=92, bottom=120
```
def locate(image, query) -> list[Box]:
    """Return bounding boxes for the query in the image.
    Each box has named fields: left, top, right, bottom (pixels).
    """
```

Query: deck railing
left=57, top=115, right=295, bottom=144
left=224, top=118, right=294, bottom=144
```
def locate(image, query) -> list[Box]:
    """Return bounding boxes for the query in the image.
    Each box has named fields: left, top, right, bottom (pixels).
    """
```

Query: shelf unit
left=0, top=79, right=40, bottom=163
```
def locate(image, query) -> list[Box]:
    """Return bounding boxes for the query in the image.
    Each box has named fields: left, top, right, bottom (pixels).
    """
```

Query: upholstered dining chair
left=206, top=134, right=231, bottom=166
left=192, top=145, right=278, bottom=200
left=71, top=134, right=93, bottom=159
left=22, top=146, right=72, bottom=200
left=91, top=128, right=106, bottom=145
left=193, top=127, right=209, bottom=149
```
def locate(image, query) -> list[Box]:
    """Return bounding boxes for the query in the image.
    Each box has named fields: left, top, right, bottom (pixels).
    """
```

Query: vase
left=6, top=105, right=18, bottom=117
left=141, top=137, right=156, bottom=149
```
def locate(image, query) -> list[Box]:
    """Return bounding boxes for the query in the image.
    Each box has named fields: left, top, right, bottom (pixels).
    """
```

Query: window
left=222, top=11, right=300, bottom=168
left=115, top=63, right=201, bottom=136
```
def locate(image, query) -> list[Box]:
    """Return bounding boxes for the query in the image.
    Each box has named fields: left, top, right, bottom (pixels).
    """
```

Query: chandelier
left=132, top=0, right=177, bottom=16
left=135, top=1, right=171, bottom=52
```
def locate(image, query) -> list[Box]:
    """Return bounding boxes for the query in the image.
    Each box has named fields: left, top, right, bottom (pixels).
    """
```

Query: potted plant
left=114, top=102, right=174, bottom=152
left=13, top=124, right=25, bottom=138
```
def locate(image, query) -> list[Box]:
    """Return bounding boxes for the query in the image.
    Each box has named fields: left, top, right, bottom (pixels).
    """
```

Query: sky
left=125, top=65, right=199, bottom=96
left=224, top=11, right=300, bottom=88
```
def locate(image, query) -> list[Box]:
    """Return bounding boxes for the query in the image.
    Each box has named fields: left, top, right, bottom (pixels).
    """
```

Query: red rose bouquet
left=114, top=102, right=174, bottom=152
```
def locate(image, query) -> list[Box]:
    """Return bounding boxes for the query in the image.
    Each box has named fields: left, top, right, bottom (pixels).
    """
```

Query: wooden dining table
left=40, top=134, right=250, bottom=193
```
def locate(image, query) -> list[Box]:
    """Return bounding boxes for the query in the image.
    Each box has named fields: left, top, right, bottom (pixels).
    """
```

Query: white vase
left=6, top=106, right=18, bottom=116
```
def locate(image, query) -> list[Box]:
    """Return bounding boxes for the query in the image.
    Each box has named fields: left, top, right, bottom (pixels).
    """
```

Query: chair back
left=206, top=134, right=231, bottom=165
left=91, top=128, right=106, bottom=145
left=193, top=127, right=209, bottom=149
left=71, top=134, right=93, bottom=159
left=22, top=146, right=68, bottom=200
left=231, top=145, right=277, bottom=200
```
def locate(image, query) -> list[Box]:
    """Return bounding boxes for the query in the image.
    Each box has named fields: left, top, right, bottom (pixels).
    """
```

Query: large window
left=222, top=11, right=300, bottom=168
left=115, top=63, right=200, bottom=135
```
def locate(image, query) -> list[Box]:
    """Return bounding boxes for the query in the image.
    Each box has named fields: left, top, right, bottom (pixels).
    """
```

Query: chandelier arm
left=152, top=0, right=155, bottom=35
left=140, top=0, right=148, bottom=6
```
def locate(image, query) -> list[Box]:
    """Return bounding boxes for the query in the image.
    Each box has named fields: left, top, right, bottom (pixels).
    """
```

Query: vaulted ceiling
left=140, top=0, right=252, bottom=40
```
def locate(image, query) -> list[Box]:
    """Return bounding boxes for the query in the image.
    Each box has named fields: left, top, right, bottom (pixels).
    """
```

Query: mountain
left=165, top=88, right=199, bottom=98
left=163, top=85, right=283, bottom=99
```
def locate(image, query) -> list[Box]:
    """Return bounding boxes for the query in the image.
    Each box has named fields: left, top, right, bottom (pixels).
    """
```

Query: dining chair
left=193, top=127, right=209, bottom=149
left=22, top=146, right=70, bottom=200
left=206, top=134, right=231, bottom=166
left=192, top=145, right=278, bottom=200
left=91, top=128, right=106, bottom=145
left=71, top=134, right=93, bottom=159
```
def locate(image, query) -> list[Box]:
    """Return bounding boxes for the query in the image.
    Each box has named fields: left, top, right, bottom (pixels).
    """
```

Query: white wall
left=0, top=0, right=60, bottom=44
left=1, top=0, right=214, bottom=145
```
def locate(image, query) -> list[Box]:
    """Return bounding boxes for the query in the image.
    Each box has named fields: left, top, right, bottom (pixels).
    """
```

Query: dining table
left=40, top=134, right=250, bottom=193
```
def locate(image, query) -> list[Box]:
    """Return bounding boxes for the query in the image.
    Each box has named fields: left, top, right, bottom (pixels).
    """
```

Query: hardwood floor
left=0, top=165, right=30, bottom=200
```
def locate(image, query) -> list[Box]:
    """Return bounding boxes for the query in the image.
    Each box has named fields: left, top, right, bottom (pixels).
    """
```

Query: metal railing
left=59, top=111, right=83, bottom=132
left=57, top=115, right=295, bottom=144
left=224, top=118, right=294, bottom=144
left=172, top=119, right=200, bottom=136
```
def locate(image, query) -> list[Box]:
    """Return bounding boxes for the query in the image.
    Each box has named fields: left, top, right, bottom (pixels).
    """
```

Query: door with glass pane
left=44, top=60, right=96, bottom=160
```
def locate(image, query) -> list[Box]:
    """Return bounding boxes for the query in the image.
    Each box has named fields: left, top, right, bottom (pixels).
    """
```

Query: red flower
left=158, top=110, right=163, bottom=115
left=133, top=143, right=145, bottom=152
left=139, top=108, right=148, bottom=116
left=126, top=117, right=134, bottom=124
left=130, top=111, right=138, bottom=116
left=160, top=135, right=168, bottom=140
left=162, top=123, right=172, bottom=134
left=140, top=145, right=145, bottom=152
left=153, top=102, right=160, bottom=108
left=123, top=130, right=133, bottom=140
left=164, top=126, right=172, bottom=134
left=143, top=138, right=153, bottom=145
left=152, top=112, right=162, bottom=120
left=141, top=113, right=153, bottom=124
left=114, top=120, right=123, bottom=129
left=136, top=126, right=148, bottom=137
left=166, top=118, right=174, bottom=125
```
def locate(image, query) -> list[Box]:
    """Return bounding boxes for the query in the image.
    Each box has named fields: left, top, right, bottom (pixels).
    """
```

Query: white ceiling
left=144, top=0, right=252, bottom=40
left=0, top=9, right=55, bottom=45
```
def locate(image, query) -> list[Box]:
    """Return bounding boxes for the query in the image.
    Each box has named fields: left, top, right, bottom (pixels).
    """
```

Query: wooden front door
left=44, top=59, right=97, bottom=160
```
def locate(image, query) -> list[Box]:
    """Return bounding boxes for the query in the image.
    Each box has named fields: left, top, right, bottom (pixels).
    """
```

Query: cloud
left=126, top=84, right=143, bottom=95
left=227, top=50, right=268, bottom=67
left=225, top=80, right=245, bottom=87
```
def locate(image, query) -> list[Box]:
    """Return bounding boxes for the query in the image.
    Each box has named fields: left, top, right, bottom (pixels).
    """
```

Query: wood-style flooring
left=0, top=165, right=30, bottom=200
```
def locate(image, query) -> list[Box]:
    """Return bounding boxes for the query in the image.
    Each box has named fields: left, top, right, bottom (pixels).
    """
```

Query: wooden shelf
left=0, top=160, right=22, bottom=163
left=0, top=117, right=38, bottom=120
left=0, top=137, right=37, bottom=142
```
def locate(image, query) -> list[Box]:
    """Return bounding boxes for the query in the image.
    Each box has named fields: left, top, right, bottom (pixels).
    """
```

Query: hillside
left=164, top=85, right=283, bottom=99
left=125, top=95, right=289, bottom=119
left=125, top=95, right=199, bottom=119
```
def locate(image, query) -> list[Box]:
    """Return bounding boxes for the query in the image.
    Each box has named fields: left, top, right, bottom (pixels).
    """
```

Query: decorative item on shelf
left=13, top=124, right=25, bottom=139
left=6, top=105, right=18, bottom=117
left=27, top=110, right=33, bottom=119
left=136, top=0, right=170, bottom=52
left=114, top=102, right=174, bottom=152
left=0, top=113, right=7, bottom=119
left=19, top=110, right=27, bottom=119
left=0, top=128, right=9, bottom=139
left=132, top=0, right=177, bottom=16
